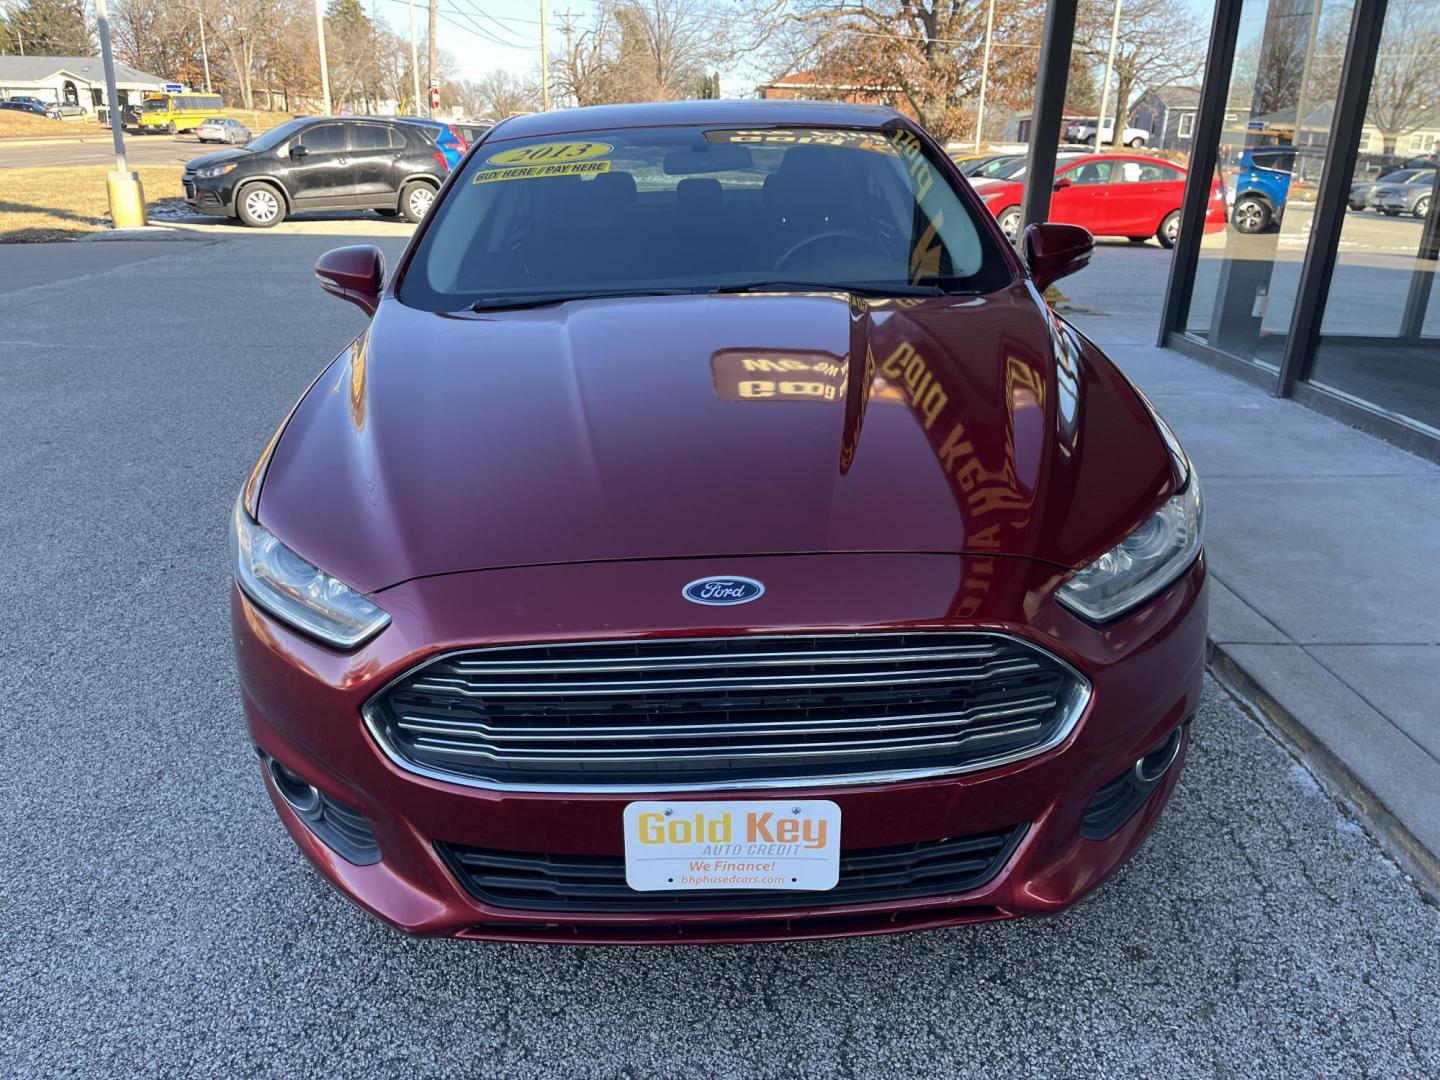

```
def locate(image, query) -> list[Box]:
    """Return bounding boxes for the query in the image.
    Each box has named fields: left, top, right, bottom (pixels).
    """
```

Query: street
left=0, top=231, right=1436, bottom=1077
left=0, top=131, right=214, bottom=169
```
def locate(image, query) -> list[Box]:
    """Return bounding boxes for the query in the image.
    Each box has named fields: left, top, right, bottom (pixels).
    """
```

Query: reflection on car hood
left=184, top=147, right=253, bottom=170
left=258, top=287, right=1174, bottom=592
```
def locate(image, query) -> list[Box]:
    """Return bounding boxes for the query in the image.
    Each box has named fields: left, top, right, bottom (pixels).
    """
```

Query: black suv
left=182, top=116, right=449, bottom=228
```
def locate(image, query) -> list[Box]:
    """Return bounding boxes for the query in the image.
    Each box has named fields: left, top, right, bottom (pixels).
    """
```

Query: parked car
left=195, top=116, right=251, bottom=144
left=182, top=116, right=447, bottom=227
left=230, top=100, right=1207, bottom=943
left=454, top=121, right=492, bottom=143
left=1066, top=120, right=1150, bottom=148
left=957, top=152, right=1020, bottom=178
left=0, top=99, right=50, bottom=117
left=1372, top=169, right=1436, bottom=218
left=47, top=101, right=86, bottom=118
left=1377, top=153, right=1440, bottom=179
left=1350, top=168, right=1425, bottom=210
left=974, top=152, right=1224, bottom=246
left=1227, top=147, right=1306, bottom=233
left=394, top=116, right=473, bottom=169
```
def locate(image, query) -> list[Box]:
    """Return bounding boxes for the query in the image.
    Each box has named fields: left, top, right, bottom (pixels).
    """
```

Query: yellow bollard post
left=106, top=171, right=148, bottom=228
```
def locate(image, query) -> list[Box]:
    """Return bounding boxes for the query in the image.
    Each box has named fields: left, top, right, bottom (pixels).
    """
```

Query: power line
left=380, top=0, right=541, bottom=48
left=451, top=0, right=533, bottom=47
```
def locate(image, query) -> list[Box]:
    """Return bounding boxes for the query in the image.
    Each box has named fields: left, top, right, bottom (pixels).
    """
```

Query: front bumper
left=233, top=552, right=1207, bottom=943
left=182, top=172, right=233, bottom=216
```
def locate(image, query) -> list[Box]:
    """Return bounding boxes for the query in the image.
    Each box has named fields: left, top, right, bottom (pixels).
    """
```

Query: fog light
left=266, top=756, right=323, bottom=815
left=1134, top=725, right=1184, bottom=784
left=1081, top=723, right=1189, bottom=841
left=259, top=752, right=382, bottom=865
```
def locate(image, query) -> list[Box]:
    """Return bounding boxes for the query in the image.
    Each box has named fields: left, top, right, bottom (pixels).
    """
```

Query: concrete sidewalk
left=1062, top=261, right=1440, bottom=889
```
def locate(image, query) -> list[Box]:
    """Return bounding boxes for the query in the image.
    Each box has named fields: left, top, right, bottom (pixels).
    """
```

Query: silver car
left=1348, top=169, right=1422, bottom=210
left=195, top=116, right=251, bottom=145
left=1373, top=169, right=1436, bottom=218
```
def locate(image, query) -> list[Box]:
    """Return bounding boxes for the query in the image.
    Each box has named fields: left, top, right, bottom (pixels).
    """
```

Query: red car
left=231, top=101, right=1207, bottom=944
left=973, top=152, right=1226, bottom=247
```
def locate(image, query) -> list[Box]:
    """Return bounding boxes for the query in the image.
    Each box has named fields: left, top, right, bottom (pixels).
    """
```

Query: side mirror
left=1053, top=176, right=1073, bottom=191
left=315, top=245, right=385, bottom=316
left=289, top=144, right=309, bottom=160
left=1023, top=222, right=1093, bottom=292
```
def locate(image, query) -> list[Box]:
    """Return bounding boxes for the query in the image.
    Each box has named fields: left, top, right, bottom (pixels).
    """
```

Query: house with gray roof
left=0, top=55, right=167, bottom=117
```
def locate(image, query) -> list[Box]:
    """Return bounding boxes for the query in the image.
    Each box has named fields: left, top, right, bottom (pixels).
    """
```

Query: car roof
left=1067, top=152, right=1181, bottom=169
left=489, top=99, right=904, bottom=141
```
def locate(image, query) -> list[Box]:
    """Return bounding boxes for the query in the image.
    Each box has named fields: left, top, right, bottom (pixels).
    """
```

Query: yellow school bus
left=135, top=92, right=224, bottom=134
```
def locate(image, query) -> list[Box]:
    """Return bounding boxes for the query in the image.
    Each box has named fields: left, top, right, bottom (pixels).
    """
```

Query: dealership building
left=1021, top=0, right=1440, bottom=458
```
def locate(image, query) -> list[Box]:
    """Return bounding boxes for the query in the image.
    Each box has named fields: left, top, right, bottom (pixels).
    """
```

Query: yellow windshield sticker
left=473, top=160, right=612, bottom=184
left=485, top=140, right=613, bottom=166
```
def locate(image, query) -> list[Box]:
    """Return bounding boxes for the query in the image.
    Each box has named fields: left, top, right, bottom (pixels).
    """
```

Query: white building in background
left=0, top=55, right=166, bottom=116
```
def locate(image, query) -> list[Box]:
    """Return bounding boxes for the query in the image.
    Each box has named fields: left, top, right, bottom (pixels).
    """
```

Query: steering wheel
left=774, top=229, right=878, bottom=274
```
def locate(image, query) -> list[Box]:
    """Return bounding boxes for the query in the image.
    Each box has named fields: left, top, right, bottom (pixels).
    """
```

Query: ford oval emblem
left=682, top=576, right=766, bottom=606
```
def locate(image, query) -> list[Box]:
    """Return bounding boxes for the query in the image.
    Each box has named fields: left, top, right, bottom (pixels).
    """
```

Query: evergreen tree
left=7, top=0, right=92, bottom=55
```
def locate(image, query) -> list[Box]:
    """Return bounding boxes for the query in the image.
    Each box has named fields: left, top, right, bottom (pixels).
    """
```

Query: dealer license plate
left=623, top=800, right=841, bottom=891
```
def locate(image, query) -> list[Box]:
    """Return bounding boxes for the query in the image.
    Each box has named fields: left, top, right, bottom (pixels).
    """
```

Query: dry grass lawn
left=0, top=164, right=184, bottom=242
left=0, top=111, right=83, bottom=139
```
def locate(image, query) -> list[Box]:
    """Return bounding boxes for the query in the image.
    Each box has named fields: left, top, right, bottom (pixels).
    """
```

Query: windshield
left=244, top=118, right=310, bottom=153
left=142, top=98, right=170, bottom=112
left=973, top=156, right=1023, bottom=179
left=400, top=125, right=1012, bottom=311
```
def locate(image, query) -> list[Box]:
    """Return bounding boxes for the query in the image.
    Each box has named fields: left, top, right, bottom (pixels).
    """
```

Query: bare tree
left=552, top=0, right=781, bottom=106
left=784, top=1, right=1045, bottom=142
left=458, top=69, right=541, bottom=120
left=1077, top=0, right=1205, bottom=147
left=1362, top=0, right=1440, bottom=155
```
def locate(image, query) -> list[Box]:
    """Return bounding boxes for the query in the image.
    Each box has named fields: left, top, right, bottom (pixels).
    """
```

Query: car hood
left=184, top=146, right=253, bottom=170
left=258, top=286, right=1175, bottom=593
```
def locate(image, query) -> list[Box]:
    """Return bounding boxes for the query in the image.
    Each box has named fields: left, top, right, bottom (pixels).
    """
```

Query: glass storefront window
left=1306, top=0, right=1440, bottom=436
left=1183, top=0, right=1355, bottom=378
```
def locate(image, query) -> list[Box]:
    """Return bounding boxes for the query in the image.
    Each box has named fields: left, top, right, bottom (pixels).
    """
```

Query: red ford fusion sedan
left=231, top=100, right=1206, bottom=944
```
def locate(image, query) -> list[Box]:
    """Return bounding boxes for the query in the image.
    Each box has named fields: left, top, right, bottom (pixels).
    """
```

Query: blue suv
left=393, top=118, right=471, bottom=170
left=1228, top=147, right=1297, bottom=233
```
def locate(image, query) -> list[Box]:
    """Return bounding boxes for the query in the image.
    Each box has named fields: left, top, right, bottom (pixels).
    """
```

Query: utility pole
left=197, top=12, right=212, bottom=94
left=408, top=0, right=420, bottom=114
left=974, top=0, right=996, bottom=154
left=428, top=0, right=437, bottom=117
left=539, top=0, right=550, bottom=111
left=1097, top=0, right=1123, bottom=148
left=559, top=8, right=577, bottom=108
left=95, top=0, right=146, bottom=227
left=314, top=0, right=332, bottom=113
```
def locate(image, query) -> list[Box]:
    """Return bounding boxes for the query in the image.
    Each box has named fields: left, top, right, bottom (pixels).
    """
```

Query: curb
left=1208, top=641, right=1440, bottom=902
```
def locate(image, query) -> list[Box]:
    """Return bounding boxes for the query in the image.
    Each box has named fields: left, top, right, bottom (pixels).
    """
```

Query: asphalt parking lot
left=2, top=233, right=1438, bottom=1078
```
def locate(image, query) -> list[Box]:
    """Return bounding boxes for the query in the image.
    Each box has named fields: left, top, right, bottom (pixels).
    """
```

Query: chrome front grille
left=364, top=633, right=1090, bottom=791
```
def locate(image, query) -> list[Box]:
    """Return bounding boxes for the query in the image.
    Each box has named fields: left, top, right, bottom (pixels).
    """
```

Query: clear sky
left=372, top=0, right=581, bottom=87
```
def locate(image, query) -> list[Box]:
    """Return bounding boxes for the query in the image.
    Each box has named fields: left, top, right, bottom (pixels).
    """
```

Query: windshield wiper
left=469, top=288, right=698, bottom=312
left=711, top=280, right=947, bottom=297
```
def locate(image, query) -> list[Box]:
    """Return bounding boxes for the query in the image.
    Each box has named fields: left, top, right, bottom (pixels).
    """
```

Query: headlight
left=197, top=162, right=238, bottom=179
left=1056, top=475, right=1204, bottom=622
left=230, top=500, right=390, bottom=648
